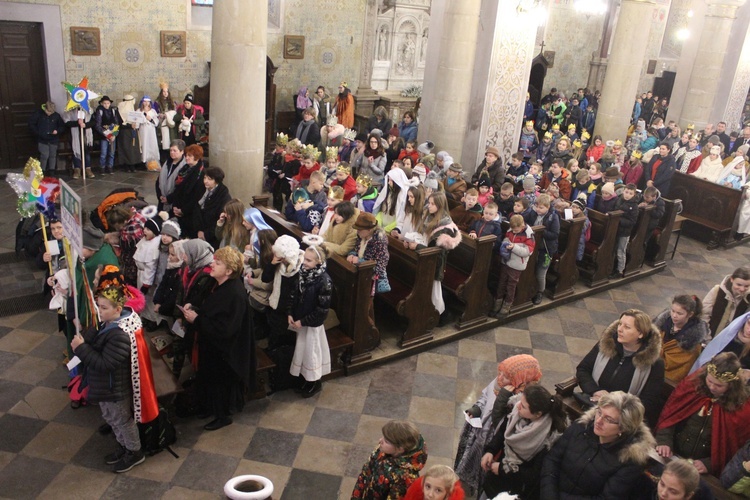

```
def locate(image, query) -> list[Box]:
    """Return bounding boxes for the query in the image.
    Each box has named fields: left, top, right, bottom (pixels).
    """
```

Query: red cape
left=656, top=371, right=750, bottom=474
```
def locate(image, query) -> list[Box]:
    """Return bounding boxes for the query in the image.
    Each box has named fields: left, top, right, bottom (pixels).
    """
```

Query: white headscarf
left=373, top=168, right=418, bottom=223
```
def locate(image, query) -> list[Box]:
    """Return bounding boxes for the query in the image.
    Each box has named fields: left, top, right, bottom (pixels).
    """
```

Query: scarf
left=65, top=110, right=93, bottom=157
left=298, top=261, right=326, bottom=293
left=591, top=349, right=651, bottom=396
left=158, top=156, right=186, bottom=201
left=296, top=120, right=314, bottom=144
left=678, top=147, right=701, bottom=172
left=198, top=186, right=214, bottom=209
left=269, top=249, right=304, bottom=310
left=502, top=408, right=554, bottom=473
left=180, top=239, right=214, bottom=272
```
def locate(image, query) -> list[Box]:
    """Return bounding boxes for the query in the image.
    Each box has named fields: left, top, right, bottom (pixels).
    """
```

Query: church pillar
left=208, top=0, right=267, bottom=203
left=595, top=0, right=655, bottom=141
left=419, top=0, right=481, bottom=163
left=354, top=0, right=379, bottom=119
left=681, top=0, right=746, bottom=130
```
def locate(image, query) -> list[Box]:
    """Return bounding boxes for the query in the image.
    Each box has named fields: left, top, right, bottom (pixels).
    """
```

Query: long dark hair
left=697, top=352, right=749, bottom=411
left=365, top=133, right=385, bottom=157
left=524, top=385, right=568, bottom=433
left=257, top=229, right=278, bottom=267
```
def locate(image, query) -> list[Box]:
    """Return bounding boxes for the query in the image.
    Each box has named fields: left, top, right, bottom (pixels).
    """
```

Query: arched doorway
left=528, top=53, right=550, bottom=108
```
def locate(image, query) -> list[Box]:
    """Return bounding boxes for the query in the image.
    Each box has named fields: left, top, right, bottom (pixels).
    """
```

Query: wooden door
left=0, top=21, right=47, bottom=170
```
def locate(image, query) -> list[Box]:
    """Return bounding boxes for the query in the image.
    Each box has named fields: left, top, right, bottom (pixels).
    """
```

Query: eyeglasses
left=595, top=408, right=620, bottom=426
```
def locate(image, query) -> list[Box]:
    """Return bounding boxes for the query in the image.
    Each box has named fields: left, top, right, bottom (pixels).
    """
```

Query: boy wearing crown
left=566, top=123, right=579, bottom=143
left=518, top=121, right=539, bottom=160
left=339, top=128, right=357, bottom=165
left=293, top=144, right=322, bottom=186
left=269, top=133, right=289, bottom=211
left=322, top=146, right=339, bottom=187
left=537, top=131, right=554, bottom=165
left=320, top=115, right=346, bottom=149
left=352, top=174, right=379, bottom=214
left=331, top=163, right=357, bottom=201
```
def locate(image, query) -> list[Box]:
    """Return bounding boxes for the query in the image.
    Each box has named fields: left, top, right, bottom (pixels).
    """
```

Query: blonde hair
left=422, top=465, right=459, bottom=495
left=536, top=194, right=551, bottom=208
left=305, top=244, right=328, bottom=265
left=509, top=214, right=525, bottom=228
left=381, top=420, right=420, bottom=452
left=223, top=199, right=248, bottom=249
left=309, top=170, right=325, bottom=182
left=213, top=247, right=244, bottom=278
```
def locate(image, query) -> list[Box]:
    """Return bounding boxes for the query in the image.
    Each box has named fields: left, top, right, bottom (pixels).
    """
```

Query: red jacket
left=293, top=161, right=320, bottom=183
left=539, top=169, right=572, bottom=200
left=403, top=476, right=466, bottom=500
left=331, top=175, right=357, bottom=201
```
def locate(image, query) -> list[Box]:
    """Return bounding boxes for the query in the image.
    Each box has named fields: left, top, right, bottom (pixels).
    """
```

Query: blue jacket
left=398, top=121, right=418, bottom=143
left=469, top=216, right=504, bottom=251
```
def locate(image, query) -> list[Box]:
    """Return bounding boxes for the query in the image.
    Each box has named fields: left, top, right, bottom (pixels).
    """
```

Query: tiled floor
left=0, top=168, right=748, bottom=498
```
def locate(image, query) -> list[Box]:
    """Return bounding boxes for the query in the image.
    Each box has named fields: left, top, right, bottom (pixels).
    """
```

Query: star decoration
left=62, top=76, right=99, bottom=113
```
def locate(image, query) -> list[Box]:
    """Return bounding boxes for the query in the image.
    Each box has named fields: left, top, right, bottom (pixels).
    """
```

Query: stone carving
left=378, top=26, right=390, bottom=60
left=397, top=33, right=416, bottom=74
left=724, top=35, right=750, bottom=128
left=420, top=28, right=428, bottom=62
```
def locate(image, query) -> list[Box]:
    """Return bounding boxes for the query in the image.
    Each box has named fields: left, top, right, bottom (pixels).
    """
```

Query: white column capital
left=705, top=0, right=746, bottom=18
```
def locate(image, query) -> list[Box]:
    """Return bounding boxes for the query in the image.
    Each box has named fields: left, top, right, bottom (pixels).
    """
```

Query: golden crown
left=326, top=146, right=338, bottom=161
left=99, top=286, right=126, bottom=307
left=544, top=132, right=553, bottom=139
left=356, top=174, right=373, bottom=188
left=707, top=362, right=741, bottom=383
left=573, top=139, right=583, bottom=149
left=552, top=124, right=560, bottom=131
left=631, top=150, right=643, bottom=159
left=525, top=120, right=534, bottom=127
left=288, top=138, right=302, bottom=153
left=686, top=123, right=695, bottom=130
left=343, top=128, right=357, bottom=141
left=301, top=144, right=321, bottom=161
left=614, top=139, right=623, bottom=147
left=336, top=163, right=351, bottom=175
left=581, top=131, right=591, bottom=140
left=568, top=123, right=577, bottom=130
left=276, top=132, right=289, bottom=147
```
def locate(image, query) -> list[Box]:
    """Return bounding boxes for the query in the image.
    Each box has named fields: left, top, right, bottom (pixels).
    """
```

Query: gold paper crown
left=288, top=138, right=302, bottom=153
left=631, top=150, right=643, bottom=159
left=301, top=144, right=321, bottom=161
left=525, top=120, right=534, bottom=127
left=552, top=124, right=560, bottom=131
left=573, top=139, right=583, bottom=149
left=339, top=81, right=348, bottom=88
left=707, top=362, right=741, bottom=383
left=336, top=163, right=351, bottom=175
left=99, top=286, right=126, bottom=307
left=325, top=146, right=338, bottom=162
left=686, top=123, right=695, bottom=130
left=568, top=123, right=577, bottom=130
left=356, top=174, right=373, bottom=188
left=343, top=128, right=357, bottom=141
left=159, top=80, right=169, bottom=90
left=614, top=139, right=623, bottom=147
left=276, top=132, right=289, bottom=147
left=326, top=115, right=338, bottom=127
left=581, top=131, right=591, bottom=140
left=544, top=132, right=553, bottom=139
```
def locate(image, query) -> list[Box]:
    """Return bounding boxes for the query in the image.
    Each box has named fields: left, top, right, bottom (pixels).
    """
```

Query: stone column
left=354, top=0, right=380, bottom=119
left=681, top=0, right=746, bottom=130
left=419, top=0, right=481, bottom=163
left=595, top=0, right=655, bottom=141
left=209, top=1, right=267, bottom=203
left=596, top=0, right=655, bottom=139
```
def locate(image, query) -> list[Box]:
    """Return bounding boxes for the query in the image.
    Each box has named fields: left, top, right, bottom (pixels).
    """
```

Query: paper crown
left=288, top=138, right=302, bottom=152
left=276, top=132, right=289, bottom=146
left=614, top=139, right=623, bottom=147
left=343, top=128, right=357, bottom=141
left=159, top=81, right=169, bottom=90
left=573, top=139, right=583, bottom=149
left=568, top=123, right=577, bottom=130
left=325, top=146, right=338, bottom=161
left=326, top=115, right=338, bottom=126
left=707, top=362, right=740, bottom=383
left=525, top=120, right=534, bottom=127
left=631, top=150, right=643, bottom=159
left=336, top=163, right=351, bottom=175
left=544, top=132, right=553, bottom=139
left=301, top=144, right=321, bottom=160
left=581, top=131, right=591, bottom=140
left=686, top=123, right=695, bottom=130
left=356, top=174, right=373, bottom=188
left=339, top=81, right=348, bottom=88
left=552, top=124, right=560, bottom=131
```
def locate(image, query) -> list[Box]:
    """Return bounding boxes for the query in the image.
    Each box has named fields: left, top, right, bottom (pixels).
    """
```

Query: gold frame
left=70, top=27, right=101, bottom=56
left=283, top=35, right=305, bottom=60
left=160, top=31, right=187, bottom=58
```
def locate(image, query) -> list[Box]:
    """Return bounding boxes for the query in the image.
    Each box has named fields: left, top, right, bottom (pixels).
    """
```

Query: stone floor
left=0, top=167, right=747, bottom=498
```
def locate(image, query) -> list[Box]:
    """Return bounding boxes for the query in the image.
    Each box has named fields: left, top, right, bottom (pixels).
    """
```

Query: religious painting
left=161, top=31, right=187, bottom=58
left=70, top=27, right=101, bottom=56
left=543, top=50, right=555, bottom=68
left=284, top=35, right=304, bottom=60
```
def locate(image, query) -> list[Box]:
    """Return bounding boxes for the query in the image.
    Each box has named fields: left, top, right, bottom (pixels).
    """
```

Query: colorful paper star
left=62, top=76, right=99, bottom=113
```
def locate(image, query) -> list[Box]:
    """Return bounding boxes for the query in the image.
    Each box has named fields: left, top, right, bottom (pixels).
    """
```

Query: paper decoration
left=62, top=76, right=99, bottom=113
left=6, top=158, right=60, bottom=218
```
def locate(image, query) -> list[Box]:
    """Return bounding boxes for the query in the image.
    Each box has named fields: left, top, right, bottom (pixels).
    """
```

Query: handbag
left=375, top=275, right=391, bottom=294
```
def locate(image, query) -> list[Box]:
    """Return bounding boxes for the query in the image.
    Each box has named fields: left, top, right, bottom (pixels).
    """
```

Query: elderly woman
left=197, top=166, right=232, bottom=248
left=576, top=309, right=665, bottom=427
left=540, top=391, right=656, bottom=499
left=702, top=266, right=750, bottom=337
left=656, top=352, right=750, bottom=476
left=454, top=354, right=542, bottom=496
left=181, top=247, right=253, bottom=431
left=170, top=144, right=206, bottom=238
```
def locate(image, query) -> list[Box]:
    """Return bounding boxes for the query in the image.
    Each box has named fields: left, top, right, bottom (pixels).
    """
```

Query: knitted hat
left=412, top=165, right=427, bottom=182
left=292, top=188, right=310, bottom=204
left=572, top=198, right=586, bottom=211
left=161, top=218, right=181, bottom=239
left=449, top=162, right=463, bottom=173
left=708, top=135, right=720, bottom=146
left=523, top=176, right=536, bottom=190
left=353, top=212, right=377, bottom=230
left=601, top=182, right=616, bottom=198
left=421, top=154, right=435, bottom=169
left=485, top=146, right=500, bottom=158
left=417, top=141, right=434, bottom=155
left=82, top=226, right=104, bottom=251
left=144, top=215, right=163, bottom=236
left=355, top=132, right=367, bottom=143
left=370, top=128, right=383, bottom=139
left=183, top=93, right=194, bottom=103
left=477, top=175, right=491, bottom=188
left=272, top=234, right=300, bottom=263
left=423, top=172, right=439, bottom=190
left=388, top=126, right=399, bottom=138
left=738, top=144, right=750, bottom=156
left=497, top=354, right=542, bottom=392
left=710, top=145, right=721, bottom=155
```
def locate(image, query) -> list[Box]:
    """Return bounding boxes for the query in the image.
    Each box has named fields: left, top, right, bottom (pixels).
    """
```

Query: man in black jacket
left=28, top=101, right=66, bottom=174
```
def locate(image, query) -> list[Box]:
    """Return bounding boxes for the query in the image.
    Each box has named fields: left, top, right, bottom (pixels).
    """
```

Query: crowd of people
left=25, top=80, right=750, bottom=498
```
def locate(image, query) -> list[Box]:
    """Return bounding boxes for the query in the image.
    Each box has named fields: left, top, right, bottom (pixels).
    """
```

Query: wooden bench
left=668, top=172, right=745, bottom=249
left=646, top=198, right=680, bottom=268
left=380, top=235, right=441, bottom=347
left=546, top=216, right=585, bottom=299
left=250, top=348, right=276, bottom=399
left=442, top=233, right=496, bottom=328
left=578, top=209, right=622, bottom=286
left=623, top=204, right=654, bottom=277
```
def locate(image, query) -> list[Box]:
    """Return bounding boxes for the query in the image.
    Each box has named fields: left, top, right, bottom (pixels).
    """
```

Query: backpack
left=138, top=408, right=178, bottom=458
left=15, top=215, right=45, bottom=258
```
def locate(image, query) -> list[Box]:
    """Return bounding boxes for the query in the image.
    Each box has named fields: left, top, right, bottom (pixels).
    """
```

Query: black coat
left=28, top=108, right=66, bottom=145
left=614, top=196, right=639, bottom=238
left=74, top=312, right=133, bottom=403
left=289, top=271, right=332, bottom=327
left=154, top=267, right=180, bottom=314
left=537, top=209, right=560, bottom=256
left=295, top=120, right=321, bottom=147
left=194, top=277, right=255, bottom=387
left=644, top=154, right=676, bottom=196
left=366, top=116, right=393, bottom=136
left=169, top=161, right=206, bottom=238
left=198, top=183, right=232, bottom=249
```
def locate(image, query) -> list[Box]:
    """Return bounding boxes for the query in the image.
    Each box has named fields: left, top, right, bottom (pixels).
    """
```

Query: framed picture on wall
left=284, top=35, right=304, bottom=60
left=160, top=31, right=187, bottom=58
left=70, top=27, right=101, bottom=56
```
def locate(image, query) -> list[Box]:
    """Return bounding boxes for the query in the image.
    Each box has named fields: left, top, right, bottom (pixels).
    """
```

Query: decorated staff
left=61, top=77, right=99, bottom=181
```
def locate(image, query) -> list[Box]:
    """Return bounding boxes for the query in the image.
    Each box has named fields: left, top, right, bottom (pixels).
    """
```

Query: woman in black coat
left=170, top=143, right=207, bottom=239
left=182, top=247, right=254, bottom=431
left=197, top=166, right=232, bottom=249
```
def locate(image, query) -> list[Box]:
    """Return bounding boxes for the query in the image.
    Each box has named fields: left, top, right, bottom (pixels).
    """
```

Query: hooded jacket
left=614, top=194, right=639, bottom=238
left=501, top=224, right=536, bottom=271
left=352, top=435, right=428, bottom=499
left=702, top=275, right=750, bottom=336
left=576, top=320, right=665, bottom=428
left=322, top=207, right=360, bottom=256
left=540, top=406, right=656, bottom=499
left=469, top=215, right=504, bottom=251
left=539, top=168, right=572, bottom=201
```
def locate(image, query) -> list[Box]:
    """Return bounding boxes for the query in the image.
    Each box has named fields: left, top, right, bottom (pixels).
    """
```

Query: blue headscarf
left=690, top=311, right=750, bottom=375
left=243, top=207, right=272, bottom=254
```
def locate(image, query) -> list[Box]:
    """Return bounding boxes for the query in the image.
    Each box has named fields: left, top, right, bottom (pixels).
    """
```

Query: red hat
left=388, top=126, right=400, bottom=138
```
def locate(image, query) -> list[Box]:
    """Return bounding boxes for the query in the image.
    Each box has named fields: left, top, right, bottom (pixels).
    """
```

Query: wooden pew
left=578, top=209, right=622, bottom=287
left=380, top=235, right=441, bottom=347
left=442, top=233, right=496, bottom=328
left=251, top=197, right=378, bottom=368
left=623, top=204, right=654, bottom=277
left=646, top=198, right=680, bottom=268
left=668, top=172, right=744, bottom=249
left=546, top=216, right=585, bottom=299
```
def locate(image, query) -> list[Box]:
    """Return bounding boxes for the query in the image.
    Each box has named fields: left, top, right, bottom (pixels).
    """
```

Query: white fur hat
left=272, top=234, right=300, bottom=262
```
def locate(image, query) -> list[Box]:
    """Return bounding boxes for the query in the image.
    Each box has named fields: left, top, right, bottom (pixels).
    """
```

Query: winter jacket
left=354, top=186, right=379, bottom=214
left=703, top=275, right=750, bottom=336
left=323, top=208, right=360, bottom=256
left=74, top=310, right=134, bottom=403
left=653, top=309, right=709, bottom=382
left=154, top=267, right=180, bottom=315
left=28, top=108, right=66, bottom=145
left=586, top=143, right=605, bottom=162
left=576, top=215, right=591, bottom=261
left=169, top=161, right=206, bottom=238
left=642, top=195, right=665, bottom=232
left=351, top=228, right=390, bottom=295
left=576, top=320, right=665, bottom=428
left=443, top=176, right=468, bottom=201
left=540, top=408, right=656, bottom=499
left=366, top=116, right=393, bottom=136
left=352, top=435, right=428, bottom=499
left=506, top=161, right=530, bottom=181
left=502, top=225, right=536, bottom=271
left=596, top=195, right=618, bottom=214
left=198, top=183, right=232, bottom=249
left=450, top=203, right=483, bottom=233
left=469, top=216, right=504, bottom=251
left=519, top=130, right=539, bottom=156
left=331, top=175, right=357, bottom=201
left=572, top=181, right=597, bottom=208
left=640, top=135, right=659, bottom=153
left=533, top=209, right=560, bottom=256
left=621, top=160, right=644, bottom=187
left=614, top=195, right=639, bottom=238
left=288, top=271, right=332, bottom=327
left=398, top=120, right=418, bottom=144
left=472, top=160, right=506, bottom=194
left=288, top=205, right=324, bottom=233
left=539, top=169, right=573, bottom=201
left=644, top=154, right=676, bottom=195
left=93, top=104, right=123, bottom=140
left=543, top=149, right=573, bottom=172
left=721, top=440, right=750, bottom=496
left=358, top=153, right=387, bottom=187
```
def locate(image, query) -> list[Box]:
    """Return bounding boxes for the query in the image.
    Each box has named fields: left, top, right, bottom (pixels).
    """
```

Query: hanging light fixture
left=574, top=0, right=608, bottom=16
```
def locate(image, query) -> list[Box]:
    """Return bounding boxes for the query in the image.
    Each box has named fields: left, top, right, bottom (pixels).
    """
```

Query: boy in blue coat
left=468, top=201, right=504, bottom=251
